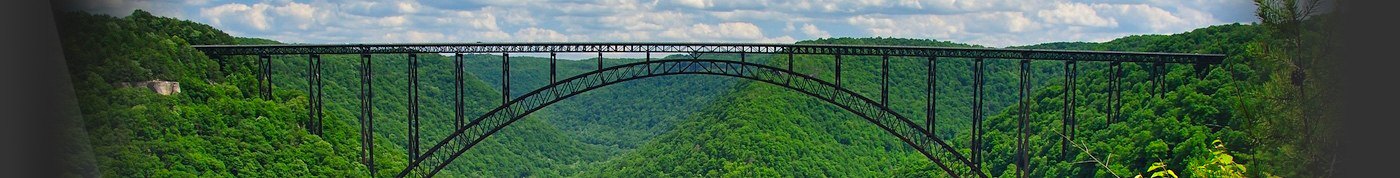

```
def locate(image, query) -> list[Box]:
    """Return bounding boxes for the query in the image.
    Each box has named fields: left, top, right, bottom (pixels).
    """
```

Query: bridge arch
left=398, top=59, right=984, bottom=177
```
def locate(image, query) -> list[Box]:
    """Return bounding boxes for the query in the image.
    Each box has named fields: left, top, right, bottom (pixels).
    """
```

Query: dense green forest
left=59, top=8, right=1328, bottom=178
left=579, top=25, right=1292, bottom=177
left=58, top=10, right=613, bottom=177
left=460, top=53, right=743, bottom=153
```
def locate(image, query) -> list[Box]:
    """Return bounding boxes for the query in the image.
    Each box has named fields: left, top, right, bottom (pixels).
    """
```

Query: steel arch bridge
left=193, top=42, right=1224, bottom=178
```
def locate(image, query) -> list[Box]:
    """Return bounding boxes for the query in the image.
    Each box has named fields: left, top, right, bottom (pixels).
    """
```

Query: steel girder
left=192, top=42, right=1223, bottom=64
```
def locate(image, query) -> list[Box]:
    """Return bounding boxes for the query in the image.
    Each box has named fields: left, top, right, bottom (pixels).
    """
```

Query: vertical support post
left=972, top=57, right=984, bottom=169
left=1062, top=61, right=1077, bottom=160
left=550, top=52, right=558, bottom=83
left=307, top=54, right=324, bottom=135
left=315, top=54, right=323, bottom=135
left=926, top=56, right=936, bottom=138
left=787, top=51, right=795, bottom=85
left=215, top=55, right=225, bottom=73
left=266, top=55, right=274, bottom=100
left=835, top=54, right=842, bottom=88
left=1115, top=62, right=1124, bottom=123
left=503, top=53, right=510, bottom=105
left=258, top=55, right=271, bottom=100
left=1018, top=59, right=1031, bottom=178
left=1108, top=61, right=1122, bottom=124
left=455, top=53, right=464, bottom=129
left=881, top=55, right=889, bottom=106
left=406, top=53, right=420, bottom=162
left=1155, top=62, right=1166, bottom=98
left=1149, top=63, right=1158, bottom=97
left=740, top=53, right=747, bottom=75
left=597, top=52, right=603, bottom=70
left=645, top=52, right=652, bottom=74
left=358, top=53, right=375, bottom=174
left=306, top=55, right=314, bottom=134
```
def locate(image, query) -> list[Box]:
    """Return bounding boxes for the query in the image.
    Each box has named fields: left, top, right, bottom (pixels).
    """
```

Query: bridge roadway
left=193, top=42, right=1223, bottom=64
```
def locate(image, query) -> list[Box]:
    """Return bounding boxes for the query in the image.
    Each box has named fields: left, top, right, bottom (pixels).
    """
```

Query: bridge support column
left=1153, top=62, right=1166, bottom=98
left=307, top=54, right=324, bottom=135
left=1062, top=61, right=1078, bottom=160
left=740, top=53, right=748, bottom=75
left=972, top=57, right=984, bottom=170
left=551, top=52, right=558, bottom=83
left=1108, top=61, right=1122, bottom=124
left=926, top=56, right=936, bottom=140
left=214, top=55, right=225, bottom=74
left=881, top=55, right=889, bottom=106
left=1018, top=60, right=1031, bottom=178
left=787, top=51, right=794, bottom=85
left=407, top=54, right=421, bottom=162
left=834, top=54, right=842, bottom=87
left=455, top=53, right=465, bottom=130
left=258, top=55, right=272, bottom=100
left=645, top=52, right=651, bottom=75
left=358, top=53, right=376, bottom=174
left=1148, top=63, right=1158, bottom=97
left=503, top=53, right=510, bottom=105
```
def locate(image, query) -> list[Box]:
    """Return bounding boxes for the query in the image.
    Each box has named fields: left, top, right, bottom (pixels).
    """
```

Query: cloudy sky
left=66, top=0, right=1258, bottom=47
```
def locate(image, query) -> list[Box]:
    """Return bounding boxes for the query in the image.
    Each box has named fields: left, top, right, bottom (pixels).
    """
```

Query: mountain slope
left=58, top=10, right=608, bottom=177
left=578, top=38, right=998, bottom=177
left=580, top=25, right=1271, bottom=177
left=462, top=54, right=746, bottom=154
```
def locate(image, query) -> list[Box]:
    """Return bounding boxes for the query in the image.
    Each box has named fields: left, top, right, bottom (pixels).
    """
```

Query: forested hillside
left=58, top=10, right=611, bottom=177
left=579, top=38, right=1007, bottom=177
left=460, top=54, right=745, bottom=154
left=579, top=24, right=1281, bottom=177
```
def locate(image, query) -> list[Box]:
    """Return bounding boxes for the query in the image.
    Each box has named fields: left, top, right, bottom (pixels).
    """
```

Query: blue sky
left=66, top=0, right=1258, bottom=47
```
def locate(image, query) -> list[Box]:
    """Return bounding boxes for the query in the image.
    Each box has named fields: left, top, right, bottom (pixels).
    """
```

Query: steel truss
left=358, top=54, right=376, bottom=174
left=971, top=58, right=985, bottom=170
left=1017, top=60, right=1032, bottom=178
left=407, top=54, right=421, bottom=163
left=1061, top=61, right=1079, bottom=160
left=193, top=43, right=1223, bottom=64
left=307, top=54, right=324, bottom=135
left=454, top=54, right=465, bottom=130
left=258, top=55, right=273, bottom=100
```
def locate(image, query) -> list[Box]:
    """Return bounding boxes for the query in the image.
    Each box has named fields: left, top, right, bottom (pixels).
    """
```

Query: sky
left=63, top=0, right=1259, bottom=48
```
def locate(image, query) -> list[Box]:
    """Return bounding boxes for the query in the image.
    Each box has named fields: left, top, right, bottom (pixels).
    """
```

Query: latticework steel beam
left=193, top=42, right=1224, bottom=64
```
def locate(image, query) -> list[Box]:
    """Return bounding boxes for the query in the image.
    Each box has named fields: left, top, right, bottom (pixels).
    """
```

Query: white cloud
left=436, top=10, right=500, bottom=31
left=674, top=0, right=712, bottom=9
left=659, top=22, right=767, bottom=41
left=377, top=16, right=409, bottom=27
left=1037, top=3, right=1116, bottom=27
left=800, top=24, right=830, bottom=38
left=383, top=31, right=450, bottom=42
left=1090, top=3, right=1217, bottom=32
left=200, top=3, right=270, bottom=31
left=270, top=2, right=324, bottom=30
left=599, top=11, right=692, bottom=31
left=513, top=28, right=572, bottom=42
left=396, top=1, right=420, bottom=14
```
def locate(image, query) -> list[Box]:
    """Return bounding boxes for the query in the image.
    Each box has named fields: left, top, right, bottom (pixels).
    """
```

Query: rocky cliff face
left=117, top=80, right=179, bottom=95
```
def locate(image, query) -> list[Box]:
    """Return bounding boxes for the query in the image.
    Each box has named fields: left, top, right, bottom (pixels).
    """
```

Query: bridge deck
left=193, top=42, right=1223, bottom=64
